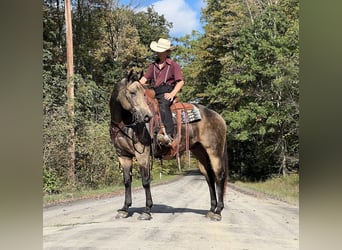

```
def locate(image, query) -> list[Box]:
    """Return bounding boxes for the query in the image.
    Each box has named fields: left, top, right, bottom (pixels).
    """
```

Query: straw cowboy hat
left=150, top=38, right=175, bottom=52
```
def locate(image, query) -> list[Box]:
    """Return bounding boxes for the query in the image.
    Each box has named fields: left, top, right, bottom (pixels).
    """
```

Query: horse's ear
left=127, top=69, right=134, bottom=82
left=139, top=70, right=144, bottom=80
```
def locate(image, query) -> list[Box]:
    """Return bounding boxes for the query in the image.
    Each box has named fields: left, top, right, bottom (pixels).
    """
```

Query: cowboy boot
left=157, top=133, right=173, bottom=147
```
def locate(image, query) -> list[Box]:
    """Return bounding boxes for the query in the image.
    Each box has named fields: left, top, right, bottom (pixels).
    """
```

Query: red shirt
left=144, top=58, right=183, bottom=87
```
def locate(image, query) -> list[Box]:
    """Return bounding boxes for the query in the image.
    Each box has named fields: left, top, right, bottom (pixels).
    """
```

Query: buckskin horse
left=109, top=72, right=229, bottom=221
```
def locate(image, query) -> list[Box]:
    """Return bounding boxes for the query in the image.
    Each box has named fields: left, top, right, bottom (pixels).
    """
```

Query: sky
left=119, top=0, right=206, bottom=37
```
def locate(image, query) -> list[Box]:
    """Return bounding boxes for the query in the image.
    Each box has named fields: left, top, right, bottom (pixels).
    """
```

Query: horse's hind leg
left=198, top=161, right=217, bottom=214
left=116, top=156, right=133, bottom=219
left=214, top=164, right=227, bottom=215
left=207, top=149, right=228, bottom=220
left=191, top=143, right=218, bottom=216
left=193, top=143, right=227, bottom=221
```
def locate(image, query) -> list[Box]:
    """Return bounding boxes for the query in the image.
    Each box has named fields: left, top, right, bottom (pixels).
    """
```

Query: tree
left=133, top=7, right=172, bottom=48
left=181, top=0, right=299, bottom=180
left=193, top=0, right=251, bottom=108
left=223, top=0, right=299, bottom=179
left=172, top=31, right=204, bottom=103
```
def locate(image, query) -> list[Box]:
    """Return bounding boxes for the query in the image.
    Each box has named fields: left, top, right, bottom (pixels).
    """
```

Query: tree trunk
left=280, top=138, right=288, bottom=176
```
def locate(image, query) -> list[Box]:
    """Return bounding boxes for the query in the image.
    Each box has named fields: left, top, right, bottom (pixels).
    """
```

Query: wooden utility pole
left=64, top=0, right=75, bottom=183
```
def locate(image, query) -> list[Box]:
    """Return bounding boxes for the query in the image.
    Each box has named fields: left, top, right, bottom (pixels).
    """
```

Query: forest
left=43, top=0, right=299, bottom=194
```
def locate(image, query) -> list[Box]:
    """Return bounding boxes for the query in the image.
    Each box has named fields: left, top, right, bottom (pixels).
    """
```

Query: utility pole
left=64, top=0, right=75, bottom=183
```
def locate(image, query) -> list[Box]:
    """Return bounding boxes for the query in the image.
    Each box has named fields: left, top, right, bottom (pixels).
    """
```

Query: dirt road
left=43, top=172, right=299, bottom=250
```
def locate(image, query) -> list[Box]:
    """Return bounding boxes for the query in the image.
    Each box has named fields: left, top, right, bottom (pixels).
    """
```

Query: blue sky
left=119, top=0, right=206, bottom=37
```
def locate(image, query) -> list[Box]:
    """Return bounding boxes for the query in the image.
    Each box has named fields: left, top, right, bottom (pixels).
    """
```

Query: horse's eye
left=130, top=91, right=136, bottom=96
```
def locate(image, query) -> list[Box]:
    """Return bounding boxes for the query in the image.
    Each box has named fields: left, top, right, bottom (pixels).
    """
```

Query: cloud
left=149, top=0, right=200, bottom=37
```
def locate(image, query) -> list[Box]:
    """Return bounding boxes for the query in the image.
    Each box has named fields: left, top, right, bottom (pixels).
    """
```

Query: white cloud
left=150, top=0, right=200, bottom=37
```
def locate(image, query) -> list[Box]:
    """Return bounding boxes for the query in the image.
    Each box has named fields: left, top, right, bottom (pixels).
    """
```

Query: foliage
left=133, top=7, right=172, bottom=49
left=43, top=166, right=62, bottom=194
left=226, top=0, right=299, bottom=179
left=172, top=31, right=204, bottom=103
left=192, top=0, right=299, bottom=180
left=43, top=106, right=70, bottom=190
left=75, top=121, right=121, bottom=188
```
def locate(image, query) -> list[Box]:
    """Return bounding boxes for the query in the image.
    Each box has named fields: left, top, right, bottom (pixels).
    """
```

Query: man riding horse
left=109, top=39, right=228, bottom=221
left=139, top=38, right=184, bottom=147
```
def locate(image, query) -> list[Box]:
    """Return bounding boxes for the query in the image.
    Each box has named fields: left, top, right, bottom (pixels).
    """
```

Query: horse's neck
left=111, top=101, right=134, bottom=126
left=110, top=99, right=121, bottom=122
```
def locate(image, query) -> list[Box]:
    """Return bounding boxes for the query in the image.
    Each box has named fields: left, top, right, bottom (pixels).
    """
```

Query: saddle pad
left=171, top=104, right=201, bottom=124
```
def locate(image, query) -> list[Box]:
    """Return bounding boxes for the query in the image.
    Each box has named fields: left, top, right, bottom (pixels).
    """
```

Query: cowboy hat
left=150, top=38, right=175, bottom=52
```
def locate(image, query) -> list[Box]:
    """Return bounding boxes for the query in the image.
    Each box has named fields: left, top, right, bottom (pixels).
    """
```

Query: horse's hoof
left=205, top=211, right=222, bottom=221
left=115, top=210, right=129, bottom=219
left=137, top=212, right=152, bottom=220
left=210, top=213, right=222, bottom=221
left=205, top=211, right=215, bottom=218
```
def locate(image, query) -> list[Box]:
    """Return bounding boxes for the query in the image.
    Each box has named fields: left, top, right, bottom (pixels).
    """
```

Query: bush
left=43, top=107, right=70, bottom=192
left=75, top=121, right=121, bottom=188
left=43, top=167, right=62, bottom=194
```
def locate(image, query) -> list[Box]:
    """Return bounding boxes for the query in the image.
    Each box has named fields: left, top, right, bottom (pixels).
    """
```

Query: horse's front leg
left=136, top=153, right=153, bottom=220
left=116, top=156, right=133, bottom=219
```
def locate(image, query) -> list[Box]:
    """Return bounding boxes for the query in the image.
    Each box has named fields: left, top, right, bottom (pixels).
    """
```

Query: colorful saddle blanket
left=171, top=102, right=202, bottom=124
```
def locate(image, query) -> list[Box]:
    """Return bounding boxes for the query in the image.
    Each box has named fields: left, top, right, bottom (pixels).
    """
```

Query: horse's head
left=115, top=74, right=152, bottom=124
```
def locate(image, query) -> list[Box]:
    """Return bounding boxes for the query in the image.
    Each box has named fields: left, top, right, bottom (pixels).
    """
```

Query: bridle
left=110, top=85, right=148, bottom=154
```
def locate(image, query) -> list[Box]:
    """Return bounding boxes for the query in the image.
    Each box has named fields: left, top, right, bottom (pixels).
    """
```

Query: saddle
left=145, top=89, right=201, bottom=160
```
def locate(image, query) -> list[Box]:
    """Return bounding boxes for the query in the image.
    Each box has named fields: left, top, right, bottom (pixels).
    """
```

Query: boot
left=157, top=133, right=173, bottom=147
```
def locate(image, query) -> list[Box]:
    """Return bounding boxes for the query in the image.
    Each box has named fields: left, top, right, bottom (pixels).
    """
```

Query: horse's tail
left=223, top=140, right=229, bottom=195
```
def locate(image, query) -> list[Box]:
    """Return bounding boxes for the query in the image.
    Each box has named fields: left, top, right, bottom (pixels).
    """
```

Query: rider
left=139, top=38, right=184, bottom=146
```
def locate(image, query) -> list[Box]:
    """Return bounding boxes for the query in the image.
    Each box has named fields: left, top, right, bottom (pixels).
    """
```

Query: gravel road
left=43, top=172, right=299, bottom=250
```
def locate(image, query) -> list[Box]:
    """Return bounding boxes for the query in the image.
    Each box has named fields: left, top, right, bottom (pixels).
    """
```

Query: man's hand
left=164, top=80, right=184, bottom=101
left=139, top=76, right=148, bottom=88
left=164, top=92, right=175, bottom=101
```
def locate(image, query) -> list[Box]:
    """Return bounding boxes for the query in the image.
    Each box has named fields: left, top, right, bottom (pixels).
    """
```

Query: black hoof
left=138, top=212, right=152, bottom=220
left=115, top=210, right=129, bottom=219
left=205, top=211, right=222, bottom=221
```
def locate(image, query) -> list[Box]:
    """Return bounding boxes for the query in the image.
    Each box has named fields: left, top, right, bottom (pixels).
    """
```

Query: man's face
left=157, top=50, right=170, bottom=58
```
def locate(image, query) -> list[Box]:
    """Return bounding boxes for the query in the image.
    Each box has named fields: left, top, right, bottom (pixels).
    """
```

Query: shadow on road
left=128, top=204, right=208, bottom=217
left=183, top=169, right=202, bottom=176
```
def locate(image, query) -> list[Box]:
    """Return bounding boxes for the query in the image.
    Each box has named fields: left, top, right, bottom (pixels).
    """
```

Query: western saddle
left=145, top=88, right=201, bottom=160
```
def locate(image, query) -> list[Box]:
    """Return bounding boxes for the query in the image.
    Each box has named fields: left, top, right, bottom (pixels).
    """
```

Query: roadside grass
left=232, top=173, right=299, bottom=205
left=43, top=172, right=181, bottom=206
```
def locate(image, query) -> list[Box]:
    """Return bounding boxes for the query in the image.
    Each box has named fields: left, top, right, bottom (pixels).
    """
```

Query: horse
left=109, top=72, right=229, bottom=221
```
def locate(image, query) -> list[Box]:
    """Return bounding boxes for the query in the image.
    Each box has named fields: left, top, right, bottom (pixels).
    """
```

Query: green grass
left=233, top=173, right=299, bottom=205
left=43, top=172, right=181, bottom=206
